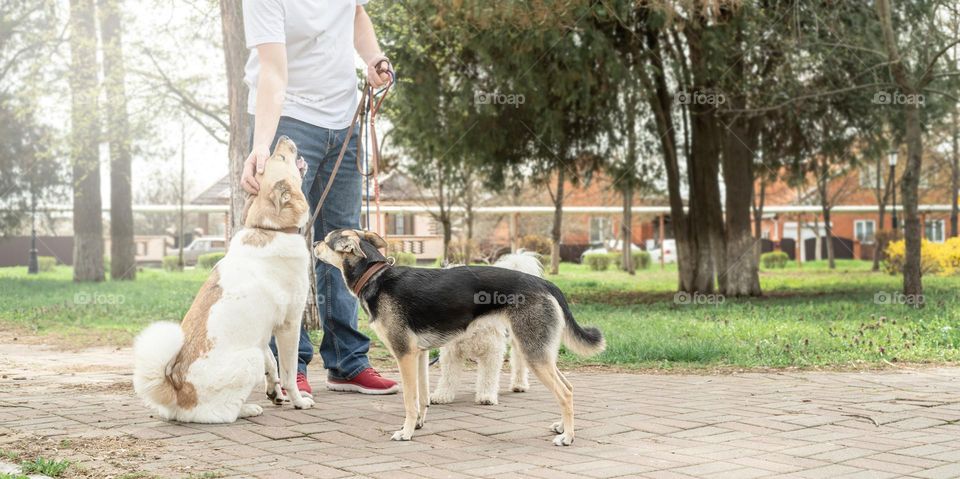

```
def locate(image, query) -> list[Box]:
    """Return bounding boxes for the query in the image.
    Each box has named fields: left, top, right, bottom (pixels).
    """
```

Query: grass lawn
left=2, top=260, right=959, bottom=370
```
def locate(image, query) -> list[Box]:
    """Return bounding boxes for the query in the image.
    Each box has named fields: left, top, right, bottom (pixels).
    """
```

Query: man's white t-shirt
left=242, top=0, right=368, bottom=130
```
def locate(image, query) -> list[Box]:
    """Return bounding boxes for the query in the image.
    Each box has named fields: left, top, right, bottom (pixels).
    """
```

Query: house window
left=854, top=220, right=876, bottom=244
left=386, top=213, right=415, bottom=236
left=589, top=217, right=610, bottom=244
left=859, top=164, right=880, bottom=188
left=926, top=219, right=945, bottom=243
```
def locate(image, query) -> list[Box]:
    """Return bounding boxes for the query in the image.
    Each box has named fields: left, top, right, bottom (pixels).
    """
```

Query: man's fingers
left=243, top=175, right=259, bottom=194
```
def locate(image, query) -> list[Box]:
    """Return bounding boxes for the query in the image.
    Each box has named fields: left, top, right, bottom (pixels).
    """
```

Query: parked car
left=180, top=236, right=226, bottom=266
left=648, top=239, right=677, bottom=264
left=579, top=240, right=642, bottom=263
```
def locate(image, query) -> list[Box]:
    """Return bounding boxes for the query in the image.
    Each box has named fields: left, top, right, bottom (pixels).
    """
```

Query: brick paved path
left=2, top=343, right=960, bottom=478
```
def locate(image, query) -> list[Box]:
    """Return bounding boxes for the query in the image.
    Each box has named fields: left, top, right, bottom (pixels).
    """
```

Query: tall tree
left=99, top=0, right=135, bottom=280
left=69, top=0, right=104, bottom=282
left=219, top=0, right=250, bottom=238
left=876, top=0, right=958, bottom=300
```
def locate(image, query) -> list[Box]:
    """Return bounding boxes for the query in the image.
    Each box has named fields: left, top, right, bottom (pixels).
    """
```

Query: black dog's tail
left=546, top=284, right=606, bottom=357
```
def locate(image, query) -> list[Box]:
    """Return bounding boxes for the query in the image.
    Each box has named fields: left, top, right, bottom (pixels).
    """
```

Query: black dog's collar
left=353, top=262, right=389, bottom=296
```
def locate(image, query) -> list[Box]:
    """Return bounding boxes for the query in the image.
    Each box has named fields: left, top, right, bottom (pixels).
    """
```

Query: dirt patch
left=60, top=380, right=133, bottom=394
left=0, top=433, right=156, bottom=479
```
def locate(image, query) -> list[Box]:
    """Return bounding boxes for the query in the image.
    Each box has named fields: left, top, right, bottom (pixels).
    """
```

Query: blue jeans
left=264, top=115, right=371, bottom=380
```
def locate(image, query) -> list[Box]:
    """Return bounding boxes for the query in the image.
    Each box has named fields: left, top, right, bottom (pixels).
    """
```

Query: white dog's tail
left=495, top=252, right=544, bottom=278
left=133, top=322, right=183, bottom=409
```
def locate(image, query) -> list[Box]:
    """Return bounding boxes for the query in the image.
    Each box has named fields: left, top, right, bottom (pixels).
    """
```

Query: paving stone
left=7, top=343, right=960, bottom=478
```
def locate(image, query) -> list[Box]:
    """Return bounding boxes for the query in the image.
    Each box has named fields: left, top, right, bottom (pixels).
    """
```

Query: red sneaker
left=281, top=372, right=313, bottom=400
left=326, top=368, right=399, bottom=395
left=297, top=372, right=313, bottom=398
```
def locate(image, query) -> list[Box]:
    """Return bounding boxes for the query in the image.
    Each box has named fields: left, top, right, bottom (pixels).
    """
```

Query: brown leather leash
left=303, top=60, right=393, bottom=240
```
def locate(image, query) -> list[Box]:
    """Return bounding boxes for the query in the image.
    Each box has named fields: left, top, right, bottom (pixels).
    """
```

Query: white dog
left=133, top=137, right=315, bottom=423
left=429, top=252, right=542, bottom=405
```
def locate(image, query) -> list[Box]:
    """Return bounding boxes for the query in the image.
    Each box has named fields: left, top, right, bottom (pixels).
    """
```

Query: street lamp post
left=889, top=150, right=898, bottom=231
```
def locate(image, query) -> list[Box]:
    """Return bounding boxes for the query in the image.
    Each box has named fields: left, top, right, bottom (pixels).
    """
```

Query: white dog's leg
left=430, top=343, right=462, bottom=404
left=417, top=350, right=429, bottom=428
left=263, top=347, right=284, bottom=404
left=510, top=339, right=529, bottom=392
left=239, top=403, right=263, bottom=418
left=475, top=340, right=505, bottom=405
left=275, top=323, right=314, bottom=410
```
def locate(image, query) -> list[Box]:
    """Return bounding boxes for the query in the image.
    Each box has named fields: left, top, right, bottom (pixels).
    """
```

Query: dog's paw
left=429, top=392, right=454, bottom=405
left=511, top=383, right=528, bottom=393
left=553, top=433, right=574, bottom=446
left=266, top=382, right=285, bottom=405
left=551, top=421, right=564, bottom=434
left=239, top=404, right=263, bottom=418
left=292, top=396, right=314, bottom=410
left=416, top=417, right=425, bottom=429
left=475, top=396, right=498, bottom=406
left=391, top=430, right=412, bottom=441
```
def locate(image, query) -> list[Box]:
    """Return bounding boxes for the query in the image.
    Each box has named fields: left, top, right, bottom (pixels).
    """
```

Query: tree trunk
left=823, top=208, right=835, bottom=269
left=441, top=216, right=452, bottom=264
left=99, top=0, right=135, bottom=280
left=69, top=0, right=104, bottom=282
left=721, top=122, right=760, bottom=296
left=622, top=89, right=637, bottom=275
left=901, top=102, right=924, bottom=299
left=686, top=28, right=722, bottom=293
left=873, top=156, right=893, bottom=271
left=550, top=166, right=565, bottom=275
left=753, top=176, right=766, bottom=260
left=641, top=27, right=702, bottom=291
left=876, top=0, right=923, bottom=301
left=622, top=186, right=634, bottom=275
left=951, top=107, right=958, bottom=238
left=220, top=0, right=251, bottom=239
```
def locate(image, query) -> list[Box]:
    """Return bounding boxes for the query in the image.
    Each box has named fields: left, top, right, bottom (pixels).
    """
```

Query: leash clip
left=386, top=256, right=396, bottom=266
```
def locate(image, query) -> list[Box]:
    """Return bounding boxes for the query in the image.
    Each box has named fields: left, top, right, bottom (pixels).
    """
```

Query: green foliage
left=162, top=255, right=181, bottom=272
left=36, top=256, right=56, bottom=272
left=611, top=251, right=651, bottom=270
left=392, top=251, right=417, bottom=266
left=583, top=252, right=611, bottom=271
left=20, top=457, right=70, bottom=477
left=761, top=252, right=789, bottom=269
left=0, top=473, right=30, bottom=479
left=197, top=253, right=224, bottom=269
left=5, top=262, right=960, bottom=368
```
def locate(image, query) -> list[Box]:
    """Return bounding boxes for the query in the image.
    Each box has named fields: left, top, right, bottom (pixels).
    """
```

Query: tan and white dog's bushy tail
left=494, top=252, right=544, bottom=278
left=132, top=322, right=183, bottom=408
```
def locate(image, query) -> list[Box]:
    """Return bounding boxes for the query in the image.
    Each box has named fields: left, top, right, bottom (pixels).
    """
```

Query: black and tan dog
left=313, top=229, right=605, bottom=446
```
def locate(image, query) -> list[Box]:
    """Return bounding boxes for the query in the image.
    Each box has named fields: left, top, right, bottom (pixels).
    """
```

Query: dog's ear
left=333, top=235, right=366, bottom=258
left=358, top=230, right=388, bottom=249
left=268, top=179, right=293, bottom=214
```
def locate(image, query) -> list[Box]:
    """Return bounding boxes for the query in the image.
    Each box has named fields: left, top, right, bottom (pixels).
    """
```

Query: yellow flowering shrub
left=884, top=238, right=960, bottom=276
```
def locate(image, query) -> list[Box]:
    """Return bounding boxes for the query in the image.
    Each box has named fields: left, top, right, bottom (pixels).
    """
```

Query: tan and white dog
left=133, top=136, right=315, bottom=423
left=429, top=253, right=541, bottom=405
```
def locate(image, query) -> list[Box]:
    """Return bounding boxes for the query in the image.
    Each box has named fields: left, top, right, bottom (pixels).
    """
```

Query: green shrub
left=761, top=251, right=789, bottom=269
left=611, top=251, right=652, bottom=270
left=37, top=256, right=56, bottom=272
left=392, top=251, right=416, bottom=266
left=162, top=255, right=181, bottom=272
left=583, top=252, right=611, bottom=271
left=197, top=252, right=225, bottom=269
